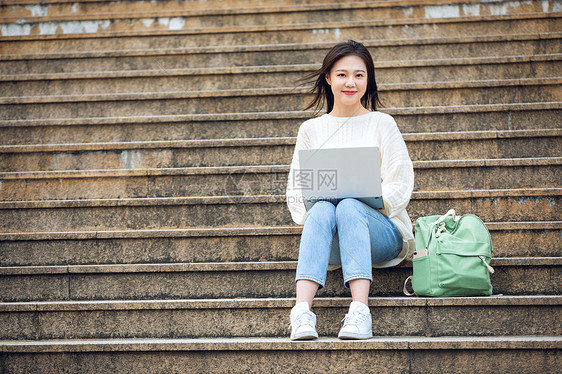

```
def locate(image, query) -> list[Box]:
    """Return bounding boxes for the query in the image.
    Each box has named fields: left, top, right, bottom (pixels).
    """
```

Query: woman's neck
left=329, top=104, right=370, bottom=118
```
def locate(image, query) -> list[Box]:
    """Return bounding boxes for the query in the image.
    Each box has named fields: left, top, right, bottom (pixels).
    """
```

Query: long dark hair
left=301, top=40, right=382, bottom=113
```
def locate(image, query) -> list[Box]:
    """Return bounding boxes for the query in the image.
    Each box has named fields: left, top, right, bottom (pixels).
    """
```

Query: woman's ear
left=325, top=72, right=331, bottom=85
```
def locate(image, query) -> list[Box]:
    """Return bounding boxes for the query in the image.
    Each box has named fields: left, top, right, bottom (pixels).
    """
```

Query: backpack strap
left=480, top=256, right=495, bottom=273
left=403, top=276, right=415, bottom=296
left=434, top=209, right=457, bottom=226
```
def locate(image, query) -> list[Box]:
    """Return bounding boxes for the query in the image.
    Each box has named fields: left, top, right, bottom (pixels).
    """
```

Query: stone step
left=3, top=0, right=554, bottom=38
left=1, top=0, right=559, bottom=370
left=2, top=0, right=553, bottom=32
left=0, top=222, right=560, bottom=267
left=1, top=0, right=515, bottom=20
left=1, top=77, right=559, bottom=120
left=0, top=188, right=560, bottom=232
left=1, top=13, right=558, bottom=54
left=1, top=0, right=355, bottom=19
left=2, top=32, right=559, bottom=75
left=1, top=103, right=559, bottom=145
left=2, top=54, right=560, bottom=96
left=0, top=156, right=559, bottom=200
left=1, top=258, right=557, bottom=302
left=0, top=293, right=560, bottom=336
left=0, top=335, right=560, bottom=373
left=1, top=129, right=560, bottom=172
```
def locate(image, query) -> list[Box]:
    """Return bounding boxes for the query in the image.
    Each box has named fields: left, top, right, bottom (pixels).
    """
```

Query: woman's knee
left=335, top=198, right=364, bottom=223
left=305, top=201, right=336, bottom=229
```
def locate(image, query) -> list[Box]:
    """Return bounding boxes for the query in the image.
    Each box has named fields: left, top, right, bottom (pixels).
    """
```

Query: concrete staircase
left=0, top=0, right=560, bottom=372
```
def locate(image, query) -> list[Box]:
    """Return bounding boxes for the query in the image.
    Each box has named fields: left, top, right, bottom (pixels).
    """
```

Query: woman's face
left=325, top=55, right=368, bottom=110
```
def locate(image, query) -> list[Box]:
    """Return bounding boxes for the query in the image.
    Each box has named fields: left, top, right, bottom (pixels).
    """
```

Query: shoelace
left=341, top=311, right=369, bottom=328
left=289, top=310, right=315, bottom=330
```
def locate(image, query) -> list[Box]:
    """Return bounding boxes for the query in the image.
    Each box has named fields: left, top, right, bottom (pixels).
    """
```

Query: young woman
left=286, top=40, right=415, bottom=340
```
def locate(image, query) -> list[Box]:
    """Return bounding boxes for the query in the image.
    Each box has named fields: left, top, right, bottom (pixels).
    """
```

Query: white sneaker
left=289, top=302, right=318, bottom=340
left=338, top=301, right=373, bottom=340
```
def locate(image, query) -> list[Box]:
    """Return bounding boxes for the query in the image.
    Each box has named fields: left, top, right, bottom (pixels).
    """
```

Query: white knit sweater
left=286, top=111, right=415, bottom=267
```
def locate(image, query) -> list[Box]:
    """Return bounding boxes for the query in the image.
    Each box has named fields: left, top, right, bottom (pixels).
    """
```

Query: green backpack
left=404, top=209, right=494, bottom=297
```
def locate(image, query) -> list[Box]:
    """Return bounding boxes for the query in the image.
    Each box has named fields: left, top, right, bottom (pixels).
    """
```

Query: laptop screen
left=297, top=147, right=383, bottom=210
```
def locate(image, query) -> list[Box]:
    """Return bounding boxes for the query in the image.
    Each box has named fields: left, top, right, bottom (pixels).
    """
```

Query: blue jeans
left=295, top=198, right=403, bottom=289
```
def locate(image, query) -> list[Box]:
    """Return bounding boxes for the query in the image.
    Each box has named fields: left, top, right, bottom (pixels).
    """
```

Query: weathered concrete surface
left=0, top=233, right=300, bottom=267
left=0, top=260, right=559, bottom=302
left=3, top=57, right=560, bottom=96
left=0, top=190, right=560, bottom=232
left=1, top=15, right=559, bottom=54
left=1, top=338, right=559, bottom=374
left=3, top=0, right=556, bottom=36
left=1, top=34, right=559, bottom=75
left=1, top=161, right=559, bottom=200
left=1, top=129, right=560, bottom=172
left=1, top=79, right=559, bottom=120
left=3, top=0, right=558, bottom=21
left=1, top=0, right=356, bottom=21
left=0, top=296, right=560, bottom=339
left=0, top=223, right=558, bottom=266
left=0, top=0, right=559, bottom=371
left=1, top=105, right=559, bottom=145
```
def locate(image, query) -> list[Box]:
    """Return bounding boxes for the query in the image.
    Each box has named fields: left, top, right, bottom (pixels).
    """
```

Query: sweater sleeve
left=378, top=116, right=414, bottom=219
left=286, top=123, right=312, bottom=225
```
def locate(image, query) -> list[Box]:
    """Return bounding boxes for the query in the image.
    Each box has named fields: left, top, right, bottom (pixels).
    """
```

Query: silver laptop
left=297, top=147, right=383, bottom=211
